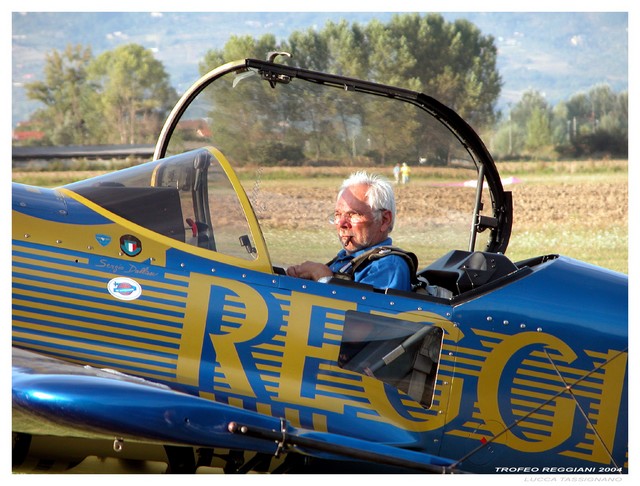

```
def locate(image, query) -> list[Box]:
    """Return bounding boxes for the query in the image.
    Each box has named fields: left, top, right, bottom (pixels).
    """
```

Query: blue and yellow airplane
left=12, top=56, right=627, bottom=474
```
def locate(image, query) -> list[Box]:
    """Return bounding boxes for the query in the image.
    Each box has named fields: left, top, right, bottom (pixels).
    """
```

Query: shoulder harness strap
left=330, top=245, right=418, bottom=283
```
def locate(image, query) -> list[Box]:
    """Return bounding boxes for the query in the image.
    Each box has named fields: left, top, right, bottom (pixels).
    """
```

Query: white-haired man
left=286, top=171, right=415, bottom=291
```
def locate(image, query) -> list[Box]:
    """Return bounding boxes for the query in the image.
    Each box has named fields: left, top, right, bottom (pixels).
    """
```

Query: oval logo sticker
left=107, top=277, right=142, bottom=301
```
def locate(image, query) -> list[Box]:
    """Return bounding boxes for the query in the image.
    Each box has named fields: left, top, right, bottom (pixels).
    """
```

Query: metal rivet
left=24, top=234, right=30, bottom=238
left=537, top=327, right=543, bottom=332
left=520, top=323, right=526, bottom=329
left=55, top=239, right=62, bottom=244
left=486, top=316, right=493, bottom=322
left=503, top=320, right=509, bottom=325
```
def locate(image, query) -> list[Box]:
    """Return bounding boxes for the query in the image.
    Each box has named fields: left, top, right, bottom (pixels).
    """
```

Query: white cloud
left=570, top=35, right=584, bottom=47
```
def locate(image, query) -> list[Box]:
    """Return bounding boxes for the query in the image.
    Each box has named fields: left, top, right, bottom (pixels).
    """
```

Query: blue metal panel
left=13, top=183, right=113, bottom=225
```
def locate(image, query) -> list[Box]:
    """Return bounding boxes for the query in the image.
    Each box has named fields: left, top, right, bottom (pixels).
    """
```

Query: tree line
left=16, top=13, right=628, bottom=161
left=491, top=87, right=628, bottom=160
left=20, top=43, right=177, bottom=146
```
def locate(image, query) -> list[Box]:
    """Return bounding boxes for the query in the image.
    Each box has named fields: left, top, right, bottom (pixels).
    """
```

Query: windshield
left=158, top=60, right=508, bottom=270
left=65, top=148, right=260, bottom=262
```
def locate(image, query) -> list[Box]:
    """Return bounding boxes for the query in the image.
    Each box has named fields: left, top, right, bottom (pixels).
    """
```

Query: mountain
left=11, top=11, right=628, bottom=127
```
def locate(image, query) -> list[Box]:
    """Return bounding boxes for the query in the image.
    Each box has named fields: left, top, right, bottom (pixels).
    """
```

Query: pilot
left=286, top=171, right=414, bottom=291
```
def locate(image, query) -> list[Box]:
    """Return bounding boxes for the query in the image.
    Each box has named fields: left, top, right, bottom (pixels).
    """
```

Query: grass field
left=12, top=159, right=628, bottom=274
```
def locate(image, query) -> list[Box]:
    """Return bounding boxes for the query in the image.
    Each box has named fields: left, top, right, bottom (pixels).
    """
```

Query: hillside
left=11, top=11, right=628, bottom=127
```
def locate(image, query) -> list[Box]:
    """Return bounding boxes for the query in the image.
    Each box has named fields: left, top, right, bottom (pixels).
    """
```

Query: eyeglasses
left=329, top=209, right=383, bottom=225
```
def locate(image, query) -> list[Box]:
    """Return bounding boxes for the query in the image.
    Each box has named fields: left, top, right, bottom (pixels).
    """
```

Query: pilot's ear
left=380, top=209, right=393, bottom=232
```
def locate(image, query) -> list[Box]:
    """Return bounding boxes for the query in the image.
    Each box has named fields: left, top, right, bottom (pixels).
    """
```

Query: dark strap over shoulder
left=328, top=245, right=418, bottom=283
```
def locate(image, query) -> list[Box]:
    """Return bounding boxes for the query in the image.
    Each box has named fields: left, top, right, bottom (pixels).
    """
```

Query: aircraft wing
left=12, top=347, right=457, bottom=473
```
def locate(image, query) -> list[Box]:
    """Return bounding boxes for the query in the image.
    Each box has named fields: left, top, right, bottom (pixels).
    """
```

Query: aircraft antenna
left=447, top=347, right=628, bottom=472
left=543, top=348, right=622, bottom=469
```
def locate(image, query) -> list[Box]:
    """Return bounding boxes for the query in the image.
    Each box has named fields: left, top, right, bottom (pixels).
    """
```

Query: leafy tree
left=88, top=43, right=177, bottom=144
left=492, top=84, right=627, bottom=159
left=382, top=14, right=502, bottom=128
left=556, top=85, right=628, bottom=157
left=199, top=34, right=279, bottom=70
left=24, top=43, right=177, bottom=146
left=509, top=91, right=548, bottom=127
left=198, top=35, right=294, bottom=164
left=284, top=28, right=331, bottom=72
left=494, top=90, right=552, bottom=157
left=322, top=20, right=370, bottom=79
left=197, top=13, right=503, bottom=166
left=525, top=106, right=552, bottom=154
left=550, top=102, right=570, bottom=146
left=24, top=44, right=97, bottom=145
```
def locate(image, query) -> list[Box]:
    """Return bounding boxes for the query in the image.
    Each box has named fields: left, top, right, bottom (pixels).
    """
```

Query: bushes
left=254, top=141, right=305, bottom=166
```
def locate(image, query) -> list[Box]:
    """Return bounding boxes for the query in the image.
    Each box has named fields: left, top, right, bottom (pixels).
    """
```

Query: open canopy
left=153, top=57, right=512, bottom=263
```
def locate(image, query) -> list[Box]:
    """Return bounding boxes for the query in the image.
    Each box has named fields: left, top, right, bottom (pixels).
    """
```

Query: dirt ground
left=247, top=172, right=628, bottom=273
left=12, top=165, right=628, bottom=231
left=250, top=178, right=628, bottom=231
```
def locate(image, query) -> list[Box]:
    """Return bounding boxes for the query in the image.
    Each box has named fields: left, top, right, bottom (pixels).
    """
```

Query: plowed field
left=241, top=163, right=628, bottom=273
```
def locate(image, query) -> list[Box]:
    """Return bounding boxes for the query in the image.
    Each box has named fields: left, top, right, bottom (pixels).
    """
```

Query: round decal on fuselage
left=107, top=277, right=143, bottom=301
left=120, top=234, right=142, bottom=257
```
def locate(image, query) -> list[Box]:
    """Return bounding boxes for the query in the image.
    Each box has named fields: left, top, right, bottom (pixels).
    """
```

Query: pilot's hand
left=286, top=261, right=333, bottom=281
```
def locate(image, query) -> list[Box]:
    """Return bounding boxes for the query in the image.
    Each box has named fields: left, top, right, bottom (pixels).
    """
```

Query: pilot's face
left=334, top=183, right=392, bottom=254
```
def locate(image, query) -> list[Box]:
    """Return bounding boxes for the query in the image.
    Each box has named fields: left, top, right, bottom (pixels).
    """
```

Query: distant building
left=12, top=121, right=45, bottom=143
left=177, top=119, right=212, bottom=139
left=12, top=129, right=45, bottom=142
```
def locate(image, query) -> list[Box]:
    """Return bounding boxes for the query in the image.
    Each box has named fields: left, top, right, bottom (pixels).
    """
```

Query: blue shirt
left=328, top=238, right=413, bottom=292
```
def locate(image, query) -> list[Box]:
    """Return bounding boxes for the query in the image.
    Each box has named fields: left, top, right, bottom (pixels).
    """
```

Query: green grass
left=12, top=171, right=108, bottom=187
left=266, top=225, right=628, bottom=274
left=507, top=226, right=628, bottom=274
